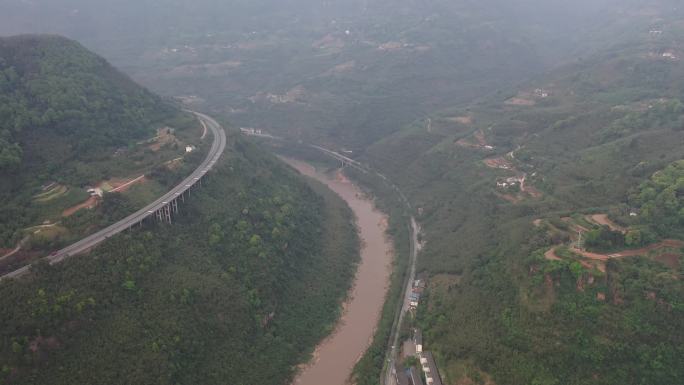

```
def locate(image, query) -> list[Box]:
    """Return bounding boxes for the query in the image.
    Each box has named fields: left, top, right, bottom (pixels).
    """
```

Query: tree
left=625, top=230, right=642, bottom=247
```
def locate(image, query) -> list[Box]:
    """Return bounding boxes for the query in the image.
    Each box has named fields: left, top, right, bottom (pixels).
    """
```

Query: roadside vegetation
left=349, top=4, right=684, bottom=384
left=0, top=137, right=359, bottom=385
left=0, top=35, right=205, bottom=269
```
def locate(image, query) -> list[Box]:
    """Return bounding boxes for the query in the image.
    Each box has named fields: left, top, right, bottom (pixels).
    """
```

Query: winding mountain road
left=1, top=112, right=226, bottom=280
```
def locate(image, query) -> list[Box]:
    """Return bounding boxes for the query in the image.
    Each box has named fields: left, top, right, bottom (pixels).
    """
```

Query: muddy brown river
left=283, top=158, right=393, bottom=385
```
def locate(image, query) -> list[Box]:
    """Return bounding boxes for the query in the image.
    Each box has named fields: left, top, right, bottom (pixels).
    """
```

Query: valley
left=0, top=1, right=683, bottom=385
left=283, top=157, right=392, bottom=385
left=0, top=35, right=362, bottom=385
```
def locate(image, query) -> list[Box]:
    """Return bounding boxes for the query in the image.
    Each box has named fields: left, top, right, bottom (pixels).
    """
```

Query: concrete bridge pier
left=164, top=205, right=172, bottom=224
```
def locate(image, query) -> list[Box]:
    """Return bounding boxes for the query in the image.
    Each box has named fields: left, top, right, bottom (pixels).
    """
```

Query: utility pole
left=577, top=230, right=583, bottom=250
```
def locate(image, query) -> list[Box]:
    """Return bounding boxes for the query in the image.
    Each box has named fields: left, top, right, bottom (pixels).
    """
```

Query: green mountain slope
left=0, top=34, right=180, bottom=171
left=0, top=34, right=361, bottom=385
left=352, top=4, right=684, bottom=385
left=0, top=35, right=200, bottom=254
left=0, top=137, right=359, bottom=385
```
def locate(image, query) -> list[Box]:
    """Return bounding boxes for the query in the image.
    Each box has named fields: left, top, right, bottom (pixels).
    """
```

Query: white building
left=414, top=329, right=423, bottom=354
left=87, top=187, right=103, bottom=197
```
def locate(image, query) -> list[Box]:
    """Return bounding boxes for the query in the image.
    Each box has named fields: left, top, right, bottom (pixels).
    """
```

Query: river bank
left=282, top=157, right=393, bottom=385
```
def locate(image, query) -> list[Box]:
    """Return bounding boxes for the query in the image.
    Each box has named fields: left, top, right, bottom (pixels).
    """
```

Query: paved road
left=384, top=216, right=419, bottom=385
left=240, top=133, right=421, bottom=385
left=306, top=146, right=419, bottom=385
left=2, top=112, right=226, bottom=280
left=295, top=144, right=420, bottom=385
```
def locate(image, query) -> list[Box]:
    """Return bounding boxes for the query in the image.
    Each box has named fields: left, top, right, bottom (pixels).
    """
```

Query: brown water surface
left=283, top=158, right=393, bottom=385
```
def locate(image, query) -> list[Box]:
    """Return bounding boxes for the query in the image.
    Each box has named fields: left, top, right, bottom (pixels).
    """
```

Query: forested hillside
left=0, top=35, right=181, bottom=172
left=0, top=137, right=359, bottom=385
left=355, top=3, right=684, bottom=383
left=0, top=35, right=200, bottom=261
left=2, top=1, right=684, bottom=385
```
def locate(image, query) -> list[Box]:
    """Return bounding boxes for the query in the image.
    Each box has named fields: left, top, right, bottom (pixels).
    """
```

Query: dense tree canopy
left=632, top=160, right=684, bottom=238
left=0, top=139, right=359, bottom=385
left=0, top=35, right=195, bottom=248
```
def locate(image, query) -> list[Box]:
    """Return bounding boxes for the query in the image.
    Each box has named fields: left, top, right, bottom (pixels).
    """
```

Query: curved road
left=2, top=112, right=226, bottom=280
left=319, top=147, right=419, bottom=385
left=213, top=131, right=421, bottom=385
left=294, top=144, right=420, bottom=385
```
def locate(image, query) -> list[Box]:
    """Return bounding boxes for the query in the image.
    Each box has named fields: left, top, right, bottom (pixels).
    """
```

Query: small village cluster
left=396, top=279, right=443, bottom=385
left=395, top=329, right=443, bottom=385
left=239, top=127, right=264, bottom=136
left=409, top=279, right=425, bottom=309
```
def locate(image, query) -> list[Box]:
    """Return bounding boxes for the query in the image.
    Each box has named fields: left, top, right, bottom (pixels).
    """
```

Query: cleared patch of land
left=62, top=196, right=99, bottom=217
left=32, top=184, right=68, bottom=202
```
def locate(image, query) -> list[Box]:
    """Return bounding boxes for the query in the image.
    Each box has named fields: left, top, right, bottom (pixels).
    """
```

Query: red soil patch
left=335, top=169, right=351, bottom=184
left=447, top=115, right=474, bottom=125
left=505, top=97, right=535, bottom=106
left=553, top=239, right=684, bottom=272
left=544, top=247, right=606, bottom=272
left=545, top=247, right=562, bottom=261
left=579, top=260, right=600, bottom=271
left=587, top=214, right=626, bottom=233
left=484, top=157, right=513, bottom=170
left=496, top=192, right=521, bottom=203
left=457, top=129, right=493, bottom=150
left=456, top=138, right=476, bottom=148
left=473, top=130, right=487, bottom=146
left=62, top=196, right=99, bottom=217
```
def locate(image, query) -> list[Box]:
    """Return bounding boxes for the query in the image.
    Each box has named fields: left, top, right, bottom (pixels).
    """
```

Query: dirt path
left=484, top=157, right=513, bottom=170
left=544, top=248, right=562, bottom=261
left=605, top=239, right=684, bottom=258
left=0, top=236, right=31, bottom=262
left=62, top=196, right=99, bottom=217
left=109, top=175, right=146, bottom=193
left=0, top=244, right=22, bottom=261
left=545, top=240, right=684, bottom=272
left=282, top=157, right=393, bottom=385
